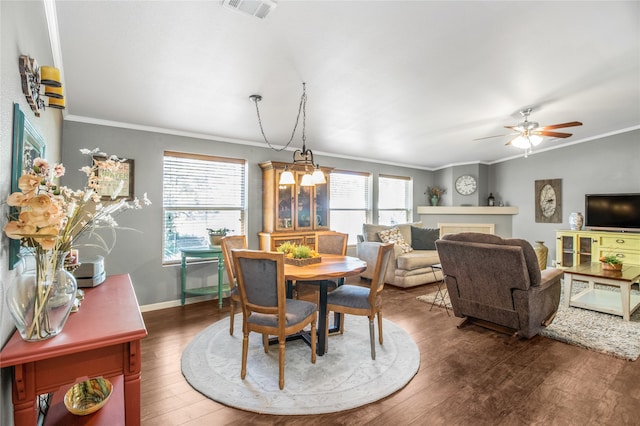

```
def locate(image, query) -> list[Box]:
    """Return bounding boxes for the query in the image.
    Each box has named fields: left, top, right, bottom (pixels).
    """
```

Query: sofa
left=356, top=222, right=442, bottom=288
left=435, top=232, right=563, bottom=338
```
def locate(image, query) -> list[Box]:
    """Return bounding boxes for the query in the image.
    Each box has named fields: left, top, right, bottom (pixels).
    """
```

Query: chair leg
left=229, top=300, right=235, bottom=335
left=324, top=311, right=330, bottom=353
left=263, top=334, right=269, bottom=353
left=241, top=332, right=248, bottom=379
left=377, top=311, right=383, bottom=345
left=278, top=339, right=285, bottom=390
left=311, top=318, right=317, bottom=364
left=368, top=316, right=376, bottom=360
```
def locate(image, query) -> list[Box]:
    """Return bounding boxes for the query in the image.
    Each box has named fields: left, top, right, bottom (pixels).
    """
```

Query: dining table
left=283, top=254, right=367, bottom=356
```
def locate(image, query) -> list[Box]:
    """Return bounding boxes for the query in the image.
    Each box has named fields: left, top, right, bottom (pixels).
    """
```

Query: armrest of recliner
left=357, top=234, right=364, bottom=243
left=538, top=267, right=564, bottom=289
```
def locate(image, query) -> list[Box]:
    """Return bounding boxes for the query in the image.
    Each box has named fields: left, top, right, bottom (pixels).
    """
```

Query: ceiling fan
left=476, top=108, right=582, bottom=157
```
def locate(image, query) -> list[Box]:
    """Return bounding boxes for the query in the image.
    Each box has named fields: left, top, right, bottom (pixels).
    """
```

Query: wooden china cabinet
left=259, top=161, right=333, bottom=251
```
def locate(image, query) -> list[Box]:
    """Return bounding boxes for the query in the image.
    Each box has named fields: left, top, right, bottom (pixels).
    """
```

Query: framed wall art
left=10, top=103, right=46, bottom=269
left=535, top=179, right=562, bottom=223
left=92, top=156, right=135, bottom=201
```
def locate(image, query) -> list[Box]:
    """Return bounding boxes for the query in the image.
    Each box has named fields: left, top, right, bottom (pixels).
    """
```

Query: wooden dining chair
left=220, top=235, right=247, bottom=335
left=315, top=231, right=348, bottom=256
left=232, top=249, right=317, bottom=389
left=325, top=242, right=394, bottom=360
left=295, top=231, right=349, bottom=300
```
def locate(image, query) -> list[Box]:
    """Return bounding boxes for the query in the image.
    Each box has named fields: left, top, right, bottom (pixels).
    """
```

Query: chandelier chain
left=252, top=83, right=307, bottom=152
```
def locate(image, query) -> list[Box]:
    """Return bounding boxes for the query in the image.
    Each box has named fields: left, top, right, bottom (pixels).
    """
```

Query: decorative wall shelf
left=417, top=206, right=519, bottom=215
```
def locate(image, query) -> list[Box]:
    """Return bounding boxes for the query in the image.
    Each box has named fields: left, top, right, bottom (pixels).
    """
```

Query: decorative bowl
left=64, top=377, right=113, bottom=416
left=284, top=256, right=322, bottom=266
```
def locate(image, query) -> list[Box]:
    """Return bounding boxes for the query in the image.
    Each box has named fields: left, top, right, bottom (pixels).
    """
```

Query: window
left=329, top=171, right=371, bottom=245
left=378, top=174, right=412, bottom=225
left=163, top=151, right=246, bottom=263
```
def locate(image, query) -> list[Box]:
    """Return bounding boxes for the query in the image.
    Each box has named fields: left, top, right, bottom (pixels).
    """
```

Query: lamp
left=19, top=55, right=65, bottom=117
left=250, top=83, right=325, bottom=186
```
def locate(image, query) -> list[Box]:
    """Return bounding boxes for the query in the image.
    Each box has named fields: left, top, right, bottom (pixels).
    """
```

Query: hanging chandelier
left=249, top=82, right=325, bottom=186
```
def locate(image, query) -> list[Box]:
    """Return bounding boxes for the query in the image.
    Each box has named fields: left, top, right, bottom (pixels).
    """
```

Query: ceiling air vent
left=221, top=0, right=277, bottom=19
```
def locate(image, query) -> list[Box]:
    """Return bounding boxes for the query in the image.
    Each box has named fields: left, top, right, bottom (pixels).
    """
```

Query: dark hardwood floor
left=140, top=278, right=640, bottom=425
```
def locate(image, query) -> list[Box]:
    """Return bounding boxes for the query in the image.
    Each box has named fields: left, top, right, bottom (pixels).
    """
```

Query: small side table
left=180, top=247, right=226, bottom=309
left=430, top=263, right=451, bottom=316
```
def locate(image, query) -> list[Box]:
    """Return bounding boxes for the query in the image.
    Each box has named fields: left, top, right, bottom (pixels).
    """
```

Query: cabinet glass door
left=276, top=173, right=294, bottom=230
left=578, top=237, right=593, bottom=264
left=314, top=181, right=329, bottom=229
left=561, top=235, right=574, bottom=267
left=296, top=173, right=312, bottom=229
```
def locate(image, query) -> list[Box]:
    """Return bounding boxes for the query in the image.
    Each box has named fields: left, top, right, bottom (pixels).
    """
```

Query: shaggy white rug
left=181, top=314, right=420, bottom=415
left=417, top=282, right=640, bottom=361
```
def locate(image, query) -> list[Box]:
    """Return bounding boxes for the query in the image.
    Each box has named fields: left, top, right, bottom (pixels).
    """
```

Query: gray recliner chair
left=435, top=233, right=563, bottom=338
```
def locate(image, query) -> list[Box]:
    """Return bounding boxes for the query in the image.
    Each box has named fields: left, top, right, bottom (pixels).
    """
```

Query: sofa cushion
left=411, top=226, right=440, bottom=250
left=378, top=227, right=413, bottom=253
left=362, top=222, right=422, bottom=243
left=397, top=250, right=440, bottom=270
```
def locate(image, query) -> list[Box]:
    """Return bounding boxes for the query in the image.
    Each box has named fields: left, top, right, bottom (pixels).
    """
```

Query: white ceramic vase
left=569, top=212, right=584, bottom=230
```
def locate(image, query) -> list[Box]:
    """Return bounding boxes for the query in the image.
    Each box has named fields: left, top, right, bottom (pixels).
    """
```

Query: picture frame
left=535, top=178, right=562, bottom=223
left=92, top=155, right=135, bottom=201
left=10, top=103, right=46, bottom=269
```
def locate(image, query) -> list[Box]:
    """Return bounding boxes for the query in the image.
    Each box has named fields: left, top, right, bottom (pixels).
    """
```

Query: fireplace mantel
left=417, top=206, right=519, bottom=215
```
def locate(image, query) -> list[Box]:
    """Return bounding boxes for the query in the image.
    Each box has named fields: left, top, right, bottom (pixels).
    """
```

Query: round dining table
left=283, top=254, right=367, bottom=356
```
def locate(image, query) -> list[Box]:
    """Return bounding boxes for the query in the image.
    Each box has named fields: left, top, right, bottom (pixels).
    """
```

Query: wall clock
left=455, top=175, right=477, bottom=195
left=535, top=179, right=562, bottom=223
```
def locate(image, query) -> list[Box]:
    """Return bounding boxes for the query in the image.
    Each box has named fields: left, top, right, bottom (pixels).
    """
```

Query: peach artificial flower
left=34, top=226, right=59, bottom=250
left=7, top=192, right=29, bottom=207
left=18, top=174, right=41, bottom=195
left=3, top=221, right=36, bottom=240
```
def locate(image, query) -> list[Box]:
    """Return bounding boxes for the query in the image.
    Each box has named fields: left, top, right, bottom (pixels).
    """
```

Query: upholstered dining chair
left=315, top=231, right=349, bottom=256
left=295, top=231, right=349, bottom=300
left=220, top=235, right=247, bottom=335
left=325, top=242, right=394, bottom=360
left=232, top=249, right=318, bottom=390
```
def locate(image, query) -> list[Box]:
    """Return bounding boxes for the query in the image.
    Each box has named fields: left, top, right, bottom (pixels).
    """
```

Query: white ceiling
left=54, top=1, right=640, bottom=169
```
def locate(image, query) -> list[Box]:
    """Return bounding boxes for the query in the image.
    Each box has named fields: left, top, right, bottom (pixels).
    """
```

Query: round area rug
left=181, top=314, right=420, bottom=415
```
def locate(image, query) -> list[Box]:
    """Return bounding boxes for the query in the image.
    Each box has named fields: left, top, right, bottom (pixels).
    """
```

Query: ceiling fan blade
left=534, top=131, right=572, bottom=138
left=540, top=121, right=583, bottom=130
left=473, top=133, right=516, bottom=141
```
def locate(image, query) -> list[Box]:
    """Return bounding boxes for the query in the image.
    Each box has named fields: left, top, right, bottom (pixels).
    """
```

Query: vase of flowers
left=427, top=187, right=446, bottom=206
left=4, top=149, right=151, bottom=341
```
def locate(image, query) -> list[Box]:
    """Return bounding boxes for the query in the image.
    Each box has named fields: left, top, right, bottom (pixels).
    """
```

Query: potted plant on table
left=207, top=227, right=232, bottom=246
left=600, top=255, right=623, bottom=271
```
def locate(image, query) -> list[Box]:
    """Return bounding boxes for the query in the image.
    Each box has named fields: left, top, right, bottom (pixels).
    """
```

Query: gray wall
left=1, top=1, right=64, bottom=424
left=60, top=122, right=639, bottom=309
left=490, top=130, right=640, bottom=264
left=60, top=120, right=433, bottom=307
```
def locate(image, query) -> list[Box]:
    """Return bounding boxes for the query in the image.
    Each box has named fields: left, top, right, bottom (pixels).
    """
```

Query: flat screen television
left=585, top=193, right=640, bottom=232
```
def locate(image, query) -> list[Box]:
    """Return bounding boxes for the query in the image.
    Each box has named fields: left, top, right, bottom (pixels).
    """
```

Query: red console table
left=0, top=274, right=147, bottom=425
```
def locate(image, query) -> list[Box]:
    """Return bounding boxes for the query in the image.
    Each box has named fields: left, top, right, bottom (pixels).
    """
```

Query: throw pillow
left=411, top=226, right=440, bottom=250
left=378, top=227, right=413, bottom=253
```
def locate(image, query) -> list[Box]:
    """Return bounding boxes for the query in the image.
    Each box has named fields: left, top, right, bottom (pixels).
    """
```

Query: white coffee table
left=563, top=263, right=640, bottom=321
